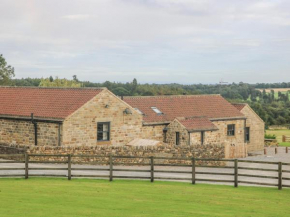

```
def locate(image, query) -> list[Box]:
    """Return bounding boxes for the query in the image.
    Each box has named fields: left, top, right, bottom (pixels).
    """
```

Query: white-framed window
left=151, top=107, right=162, bottom=114
left=97, top=122, right=110, bottom=141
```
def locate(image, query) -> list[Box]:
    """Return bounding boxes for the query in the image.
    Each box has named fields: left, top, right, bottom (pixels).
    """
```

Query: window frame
left=176, top=132, right=180, bottom=145
left=227, top=124, right=235, bottom=136
left=97, top=122, right=110, bottom=141
left=245, top=127, right=250, bottom=142
left=134, top=108, right=144, bottom=115
left=201, top=131, right=205, bottom=145
left=151, top=107, right=163, bottom=114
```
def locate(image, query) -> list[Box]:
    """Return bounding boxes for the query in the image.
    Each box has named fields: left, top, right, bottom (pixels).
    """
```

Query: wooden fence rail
left=0, top=154, right=290, bottom=190
left=282, top=135, right=290, bottom=142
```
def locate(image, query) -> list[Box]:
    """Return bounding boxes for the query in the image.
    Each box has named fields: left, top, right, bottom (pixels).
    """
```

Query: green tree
left=0, top=54, right=15, bottom=85
left=112, top=87, right=131, bottom=96
left=73, top=75, right=79, bottom=82
left=131, top=78, right=138, bottom=95
left=39, top=77, right=82, bottom=88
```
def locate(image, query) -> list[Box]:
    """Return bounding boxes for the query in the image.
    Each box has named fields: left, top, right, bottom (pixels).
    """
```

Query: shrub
left=265, top=134, right=276, bottom=139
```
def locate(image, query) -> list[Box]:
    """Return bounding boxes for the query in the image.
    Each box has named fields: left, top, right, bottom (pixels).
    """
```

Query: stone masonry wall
left=240, top=105, right=265, bottom=152
left=0, top=143, right=226, bottom=166
left=0, top=119, right=60, bottom=146
left=62, top=89, right=143, bottom=146
left=166, top=120, right=189, bottom=145
left=164, top=119, right=247, bottom=158
left=190, top=132, right=202, bottom=145
left=203, top=119, right=245, bottom=145
left=141, top=125, right=166, bottom=142
left=0, top=143, right=27, bottom=155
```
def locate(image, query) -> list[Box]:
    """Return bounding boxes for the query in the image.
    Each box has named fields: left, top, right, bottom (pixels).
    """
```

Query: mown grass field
left=0, top=178, right=290, bottom=217
left=254, top=88, right=290, bottom=100
left=266, top=129, right=290, bottom=147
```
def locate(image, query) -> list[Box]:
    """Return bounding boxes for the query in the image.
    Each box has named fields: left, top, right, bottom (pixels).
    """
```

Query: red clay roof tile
left=232, top=103, right=247, bottom=111
left=0, top=87, right=104, bottom=119
left=177, top=117, right=218, bottom=131
left=124, top=95, right=244, bottom=123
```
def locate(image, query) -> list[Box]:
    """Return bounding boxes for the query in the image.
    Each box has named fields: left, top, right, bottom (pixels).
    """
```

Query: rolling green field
left=0, top=178, right=290, bottom=217
left=266, top=129, right=290, bottom=147
left=256, top=89, right=290, bottom=99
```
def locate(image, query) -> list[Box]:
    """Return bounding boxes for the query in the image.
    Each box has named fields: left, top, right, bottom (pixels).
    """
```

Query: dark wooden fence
left=0, top=154, right=290, bottom=190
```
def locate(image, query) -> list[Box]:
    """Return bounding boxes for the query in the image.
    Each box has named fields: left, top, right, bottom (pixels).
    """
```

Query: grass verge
left=266, top=129, right=290, bottom=144
left=0, top=178, right=290, bottom=217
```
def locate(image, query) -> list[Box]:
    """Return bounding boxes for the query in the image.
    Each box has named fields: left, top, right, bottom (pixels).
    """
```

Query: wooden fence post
left=192, top=158, right=196, bottom=185
left=68, top=154, right=71, bottom=180
left=278, top=162, right=282, bottom=190
left=109, top=155, right=113, bottom=181
left=234, top=159, right=238, bottom=188
left=25, top=153, right=29, bottom=179
left=150, top=156, right=154, bottom=182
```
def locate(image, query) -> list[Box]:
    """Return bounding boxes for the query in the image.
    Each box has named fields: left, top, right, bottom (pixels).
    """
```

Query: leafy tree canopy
left=39, top=77, right=82, bottom=88
left=0, top=54, right=15, bottom=85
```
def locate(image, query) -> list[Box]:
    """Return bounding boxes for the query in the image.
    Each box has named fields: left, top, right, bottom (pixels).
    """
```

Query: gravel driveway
left=1, top=147, right=290, bottom=188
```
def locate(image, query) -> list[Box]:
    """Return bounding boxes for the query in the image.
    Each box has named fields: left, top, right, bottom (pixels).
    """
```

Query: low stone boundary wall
left=0, top=143, right=27, bottom=155
left=0, top=143, right=225, bottom=166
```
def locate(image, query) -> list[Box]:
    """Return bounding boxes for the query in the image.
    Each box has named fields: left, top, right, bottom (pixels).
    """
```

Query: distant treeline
left=11, top=77, right=290, bottom=128
left=255, top=82, right=290, bottom=89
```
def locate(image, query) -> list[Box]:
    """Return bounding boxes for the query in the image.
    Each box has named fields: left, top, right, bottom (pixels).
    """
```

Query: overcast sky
left=1, top=0, right=290, bottom=84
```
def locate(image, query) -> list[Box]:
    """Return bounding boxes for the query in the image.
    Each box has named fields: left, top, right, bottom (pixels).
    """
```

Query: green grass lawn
left=278, top=142, right=290, bottom=147
left=266, top=129, right=290, bottom=146
left=0, top=178, right=290, bottom=217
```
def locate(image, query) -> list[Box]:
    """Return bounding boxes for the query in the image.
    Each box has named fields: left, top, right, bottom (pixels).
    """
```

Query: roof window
left=134, top=108, right=144, bottom=115
left=151, top=107, right=163, bottom=114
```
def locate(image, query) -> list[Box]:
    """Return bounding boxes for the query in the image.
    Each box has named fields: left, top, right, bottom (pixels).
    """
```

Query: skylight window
left=134, top=108, right=144, bottom=115
left=151, top=107, right=163, bottom=114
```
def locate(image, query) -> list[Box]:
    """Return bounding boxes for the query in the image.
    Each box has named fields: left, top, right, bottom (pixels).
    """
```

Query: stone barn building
left=0, top=87, right=264, bottom=157
left=232, top=103, right=265, bottom=152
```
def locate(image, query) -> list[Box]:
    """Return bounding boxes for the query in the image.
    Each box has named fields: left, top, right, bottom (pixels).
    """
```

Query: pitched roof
left=0, top=87, right=104, bottom=120
left=232, top=103, right=247, bottom=111
left=124, top=95, right=244, bottom=124
left=177, top=117, right=218, bottom=132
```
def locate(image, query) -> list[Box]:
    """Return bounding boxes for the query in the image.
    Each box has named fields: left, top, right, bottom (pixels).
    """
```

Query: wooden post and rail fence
left=282, top=135, right=290, bottom=143
left=0, top=154, right=290, bottom=190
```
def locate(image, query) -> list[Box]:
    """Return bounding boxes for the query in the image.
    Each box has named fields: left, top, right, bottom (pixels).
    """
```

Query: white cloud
left=0, top=0, right=290, bottom=83
left=62, top=14, right=93, bottom=20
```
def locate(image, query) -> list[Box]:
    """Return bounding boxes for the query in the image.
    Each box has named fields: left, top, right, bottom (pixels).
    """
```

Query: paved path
left=1, top=147, right=290, bottom=188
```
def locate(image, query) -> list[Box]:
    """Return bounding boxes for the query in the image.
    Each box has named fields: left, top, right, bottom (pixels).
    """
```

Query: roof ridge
left=176, top=116, right=208, bottom=120
left=0, top=86, right=107, bottom=90
left=123, top=94, right=221, bottom=99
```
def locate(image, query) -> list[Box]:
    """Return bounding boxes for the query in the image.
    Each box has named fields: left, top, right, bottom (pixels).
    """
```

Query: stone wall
left=166, top=120, right=189, bottom=145
left=0, top=119, right=60, bottom=146
left=141, top=125, right=166, bottom=142
left=204, top=119, right=246, bottom=145
left=0, top=143, right=27, bottom=155
left=0, top=143, right=226, bottom=165
left=240, top=105, right=265, bottom=152
left=190, top=132, right=202, bottom=145
left=163, top=119, right=247, bottom=158
left=62, top=89, right=143, bottom=146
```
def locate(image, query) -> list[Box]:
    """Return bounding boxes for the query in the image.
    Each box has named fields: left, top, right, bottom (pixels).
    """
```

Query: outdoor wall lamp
left=123, top=108, right=132, bottom=115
